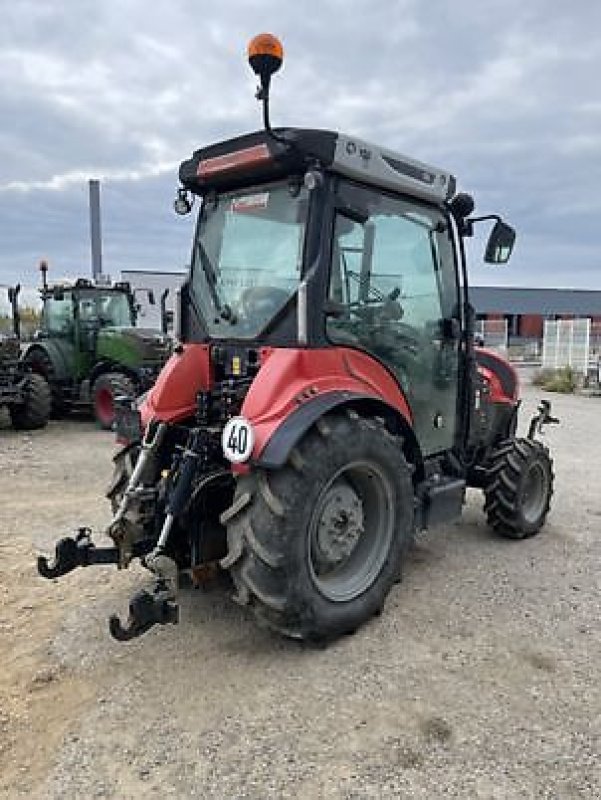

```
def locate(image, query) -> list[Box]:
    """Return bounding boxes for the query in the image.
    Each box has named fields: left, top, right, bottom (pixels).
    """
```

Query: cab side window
left=327, top=183, right=459, bottom=456
left=327, top=202, right=446, bottom=375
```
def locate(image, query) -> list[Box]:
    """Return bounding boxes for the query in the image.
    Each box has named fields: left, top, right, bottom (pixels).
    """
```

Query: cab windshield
left=43, top=290, right=133, bottom=335
left=190, top=180, right=309, bottom=338
left=78, top=291, right=133, bottom=327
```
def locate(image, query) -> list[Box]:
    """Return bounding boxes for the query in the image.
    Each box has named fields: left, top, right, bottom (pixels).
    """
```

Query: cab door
left=327, top=183, right=460, bottom=456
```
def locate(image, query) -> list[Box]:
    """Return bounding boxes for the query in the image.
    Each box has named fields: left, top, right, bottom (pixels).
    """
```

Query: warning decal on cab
left=231, top=193, right=269, bottom=213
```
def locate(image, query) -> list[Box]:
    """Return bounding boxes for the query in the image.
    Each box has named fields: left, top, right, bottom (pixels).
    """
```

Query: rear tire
left=221, top=411, right=414, bottom=640
left=21, top=349, right=71, bottom=417
left=9, top=373, right=51, bottom=430
left=484, top=437, right=554, bottom=539
left=92, top=372, right=136, bottom=430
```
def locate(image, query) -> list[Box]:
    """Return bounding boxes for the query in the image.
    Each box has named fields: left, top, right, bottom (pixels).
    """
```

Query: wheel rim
left=521, top=461, right=548, bottom=525
left=307, top=460, right=395, bottom=602
left=95, top=387, right=114, bottom=425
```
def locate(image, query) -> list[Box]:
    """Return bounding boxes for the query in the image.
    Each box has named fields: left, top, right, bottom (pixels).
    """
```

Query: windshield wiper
left=195, top=241, right=222, bottom=309
left=195, top=242, right=239, bottom=324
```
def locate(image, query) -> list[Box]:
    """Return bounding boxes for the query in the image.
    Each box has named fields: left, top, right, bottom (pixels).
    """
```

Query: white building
left=120, top=269, right=187, bottom=331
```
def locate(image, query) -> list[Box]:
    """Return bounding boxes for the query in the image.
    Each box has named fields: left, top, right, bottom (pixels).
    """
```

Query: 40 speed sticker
left=221, top=416, right=255, bottom=463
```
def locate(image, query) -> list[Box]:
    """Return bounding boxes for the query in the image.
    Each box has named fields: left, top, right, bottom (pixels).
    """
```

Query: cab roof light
left=197, top=143, right=272, bottom=179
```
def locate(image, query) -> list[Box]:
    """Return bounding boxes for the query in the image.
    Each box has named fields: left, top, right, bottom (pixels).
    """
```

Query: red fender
left=243, top=347, right=413, bottom=462
left=140, top=343, right=211, bottom=427
left=475, top=346, right=519, bottom=404
left=139, top=344, right=412, bottom=470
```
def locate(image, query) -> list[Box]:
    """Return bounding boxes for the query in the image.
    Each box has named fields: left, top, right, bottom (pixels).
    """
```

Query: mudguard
left=138, top=344, right=419, bottom=470
left=241, top=347, right=417, bottom=468
left=475, top=347, right=519, bottom=404
left=21, top=340, right=75, bottom=383
left=140, top=343, right=211, bottom=427
left=255, top=388, right=419, bottom=469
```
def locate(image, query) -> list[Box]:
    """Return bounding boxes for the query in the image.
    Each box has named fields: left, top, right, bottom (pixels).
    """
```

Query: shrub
left=533, top=366, right=577, bottom=393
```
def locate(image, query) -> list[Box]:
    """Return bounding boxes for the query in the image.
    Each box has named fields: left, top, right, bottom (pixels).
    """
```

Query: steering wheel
left=240, top=286, right=289, bottom=320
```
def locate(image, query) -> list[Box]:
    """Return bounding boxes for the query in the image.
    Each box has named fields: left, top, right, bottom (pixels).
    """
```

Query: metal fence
left=542, top=318, right=591, bottom=373
left=475, top=318, right=508, bottom=353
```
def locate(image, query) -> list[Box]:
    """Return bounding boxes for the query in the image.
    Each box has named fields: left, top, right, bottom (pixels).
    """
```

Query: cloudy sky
left=1, top=0, right=600, bottom=290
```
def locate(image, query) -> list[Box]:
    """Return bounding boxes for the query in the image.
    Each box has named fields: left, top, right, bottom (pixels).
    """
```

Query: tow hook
left=108, top=580, right=178, bottom=641
left=107, top=428, right=207, bottom=641
left=109, top=550, right=179, bottom=641
left=37, top=528, right=153, bottom=579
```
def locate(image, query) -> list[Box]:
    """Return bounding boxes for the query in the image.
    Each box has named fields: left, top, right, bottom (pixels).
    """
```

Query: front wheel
left=484, top=437, right=554, bottom=539
left=221, top=411, right=414, bottom=640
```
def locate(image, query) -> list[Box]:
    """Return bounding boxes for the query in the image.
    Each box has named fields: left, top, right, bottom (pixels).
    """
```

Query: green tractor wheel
left=9, top=373, right=52, bottom=430
left=92, top=372, right=136, bottom=430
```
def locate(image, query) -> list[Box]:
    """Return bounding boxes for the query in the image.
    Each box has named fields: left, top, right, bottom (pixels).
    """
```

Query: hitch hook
left=37, top=528, right=93, bottom=579
left=109, top=580, right=178, bottom=641
left=528, top=399, right=560, bottom=440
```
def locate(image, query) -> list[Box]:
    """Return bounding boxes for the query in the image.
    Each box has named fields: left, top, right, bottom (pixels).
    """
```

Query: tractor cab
left=176, top=123, right=514, bottom=459
left=41, top=281, right=134, bottom=344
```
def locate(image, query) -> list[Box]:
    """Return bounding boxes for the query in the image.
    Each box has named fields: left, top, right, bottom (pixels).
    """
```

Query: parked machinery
left=38, top=35, right=558, bottom=642
left=0, top=284, right=51, bottom=430
left=21, top=262, right=172, bottom=428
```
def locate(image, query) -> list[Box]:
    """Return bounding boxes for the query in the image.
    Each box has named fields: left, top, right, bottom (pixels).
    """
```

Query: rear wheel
left=92, top=372, right=136, bottom=430
left=484, top=437, right=554, bottom=539
left=9, top=373, right=51, bottom=430
left=221, top=411, right=414, bottom=640
left=21, top=349, right=70, bottom=417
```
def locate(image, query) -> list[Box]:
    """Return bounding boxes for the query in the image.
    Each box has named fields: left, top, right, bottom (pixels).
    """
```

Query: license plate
left=114, top=406, right=143, bottom=442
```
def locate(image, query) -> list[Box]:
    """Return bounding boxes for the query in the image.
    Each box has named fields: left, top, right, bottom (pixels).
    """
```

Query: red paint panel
left=140, top=344, right=211, bottom=427
left=242, top=347, right=412, bottom=460
left=476, top=346, right=519, bottom=404
left=477, top=365, right=510, bottom=405
left=197, top=144, right=271, bottom=179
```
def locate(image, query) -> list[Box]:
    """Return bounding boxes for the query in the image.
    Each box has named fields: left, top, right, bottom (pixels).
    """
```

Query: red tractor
left=38, top=35, right=557, bottom=642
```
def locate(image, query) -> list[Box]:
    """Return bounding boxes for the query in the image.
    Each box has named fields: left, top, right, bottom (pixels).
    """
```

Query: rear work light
left=197, top=143, right=272, bottom=179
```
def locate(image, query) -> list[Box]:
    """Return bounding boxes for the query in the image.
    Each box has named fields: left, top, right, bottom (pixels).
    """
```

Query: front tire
left=92, top=372, right=136, bottom=430
left=221, top=411, right=414, bottom=640
left=484, top=437, right=554, bottom=539
left=10, top=373, right=52, bottom=430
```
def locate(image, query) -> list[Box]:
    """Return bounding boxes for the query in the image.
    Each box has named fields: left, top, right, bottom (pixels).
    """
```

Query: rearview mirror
left=484, top=220, right=515, bottom=264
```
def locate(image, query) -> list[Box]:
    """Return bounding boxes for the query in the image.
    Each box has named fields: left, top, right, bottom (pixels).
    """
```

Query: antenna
left=39, top=259, right=49, bottom=291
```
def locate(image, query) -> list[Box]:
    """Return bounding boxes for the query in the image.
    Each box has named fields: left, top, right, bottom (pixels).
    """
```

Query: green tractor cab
left=0, top=284, right=51, bottom=430
left=21, top=269, right=171, bottom=429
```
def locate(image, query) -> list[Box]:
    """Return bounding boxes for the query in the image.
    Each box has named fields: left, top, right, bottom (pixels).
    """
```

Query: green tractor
left=0, top=284, right=51, bottom=430
left=21, top=263, right=171, bottom=429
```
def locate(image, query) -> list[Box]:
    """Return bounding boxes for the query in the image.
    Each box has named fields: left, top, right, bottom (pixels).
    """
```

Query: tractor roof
left=42, top=278, right=132, bottom=294
left=179, top=127, right=456, bottom=205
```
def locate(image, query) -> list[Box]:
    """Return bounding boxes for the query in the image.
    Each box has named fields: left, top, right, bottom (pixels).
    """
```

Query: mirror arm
left=468, top=214, right=502, bottom=225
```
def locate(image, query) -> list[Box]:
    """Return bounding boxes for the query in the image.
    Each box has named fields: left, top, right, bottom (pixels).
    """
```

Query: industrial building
left=471, top=286, right=601, bottom=342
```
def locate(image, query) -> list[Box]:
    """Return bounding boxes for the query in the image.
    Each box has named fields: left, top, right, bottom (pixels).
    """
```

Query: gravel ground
left=0, top=384, right=600, bottom=799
